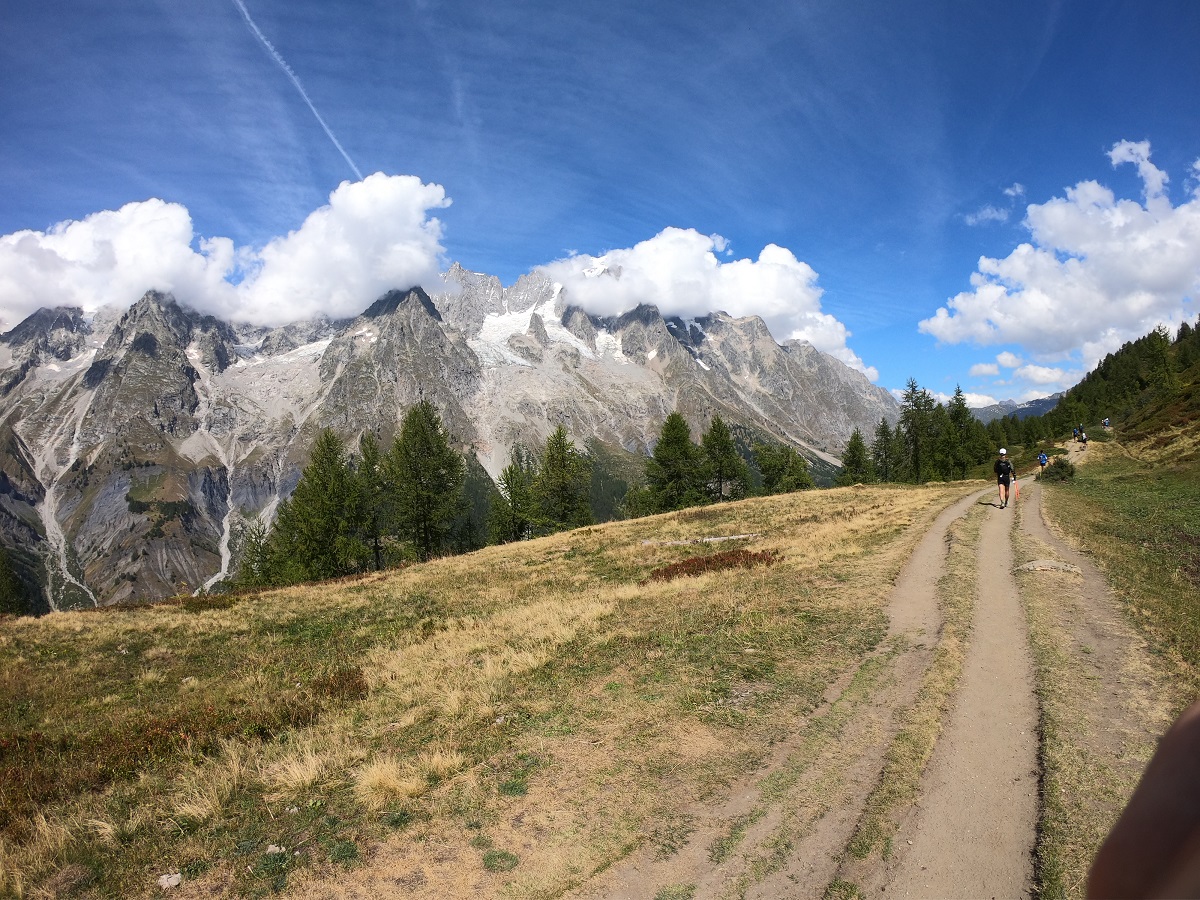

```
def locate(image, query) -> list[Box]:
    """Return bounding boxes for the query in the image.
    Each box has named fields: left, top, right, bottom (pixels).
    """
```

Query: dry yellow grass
left=353, top=754, right=426, bottom=809
left=0, top=481, right=979, bottom=898
left=170, top=739, right=255, bottom=824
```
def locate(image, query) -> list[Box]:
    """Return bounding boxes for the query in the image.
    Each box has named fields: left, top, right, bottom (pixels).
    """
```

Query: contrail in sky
left=231, top=0, right=364, bottom=180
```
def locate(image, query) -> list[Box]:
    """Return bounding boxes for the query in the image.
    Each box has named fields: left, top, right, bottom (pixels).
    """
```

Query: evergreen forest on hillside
left=227, top=317, right=1200, bottom=592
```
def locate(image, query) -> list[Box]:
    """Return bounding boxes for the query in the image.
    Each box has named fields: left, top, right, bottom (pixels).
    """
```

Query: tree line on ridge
left=224, top=317, right=1200, bottom=591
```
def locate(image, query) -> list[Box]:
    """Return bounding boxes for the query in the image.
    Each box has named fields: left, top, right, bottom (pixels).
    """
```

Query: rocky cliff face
left=0, top=268, right=899, bottom=611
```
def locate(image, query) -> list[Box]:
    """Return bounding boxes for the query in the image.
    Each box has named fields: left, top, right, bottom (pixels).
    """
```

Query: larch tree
left=871, top=418, right=896, bottom=483
left=837, top=427, right=873, bottom=485
left=752, top=441, right=814, bottom=494
left=532, top=426, right=593, bottom=533
left=490, top=442, right=538, bottom=543
left=355, top=432, right=389, bottom=570
left=387, top=400, right=465, bottom=561
left=268, top=428, right=367, bottom=582
left=701, top=414, right=750, bottom=501
left=646, top=412, right=706, bottom=511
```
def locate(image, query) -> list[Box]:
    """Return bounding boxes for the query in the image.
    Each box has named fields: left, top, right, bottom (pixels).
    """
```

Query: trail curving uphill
left=280, top=464, right=1166, bottom=899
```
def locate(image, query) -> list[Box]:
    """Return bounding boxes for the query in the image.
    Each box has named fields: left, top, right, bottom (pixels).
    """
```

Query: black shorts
left=998, top=476, right=1011, bottom=486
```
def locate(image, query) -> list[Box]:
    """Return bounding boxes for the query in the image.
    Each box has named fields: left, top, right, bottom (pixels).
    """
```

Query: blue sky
left=2, top=0, right=1198, bottom=404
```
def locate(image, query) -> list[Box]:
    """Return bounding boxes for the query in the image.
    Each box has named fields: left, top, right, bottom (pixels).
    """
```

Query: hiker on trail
left=994, top=448, right=1014, bottom=508
left=1038, top=451, right=1049, bottom=475
left=1103, top=417, right=1110, bottom=428
left=1081, top=432, right=1089, bottom=450
left=1074, top=427, right=1080, bottom=442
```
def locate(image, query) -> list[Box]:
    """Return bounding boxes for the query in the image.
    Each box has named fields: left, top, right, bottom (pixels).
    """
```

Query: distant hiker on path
left=1038, top=451, right=1049, bottom=475
left=994, top=448, right=1014, bottom=508
left=1081, top=432, right=1089, bottom=450
left=1074, top=427, right=1080, bottom=442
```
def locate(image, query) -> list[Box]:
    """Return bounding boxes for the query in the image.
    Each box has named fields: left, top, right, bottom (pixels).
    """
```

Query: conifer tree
left=387, top=400, right=465, bottom=561
left=837, top=427, right=873, bottom=485
left=752, top=441, right=814, bottom=494
left=233, top=519, right=274, bottom=588
left=871, top=418, right=896, bottom=483
left=490, top=442, right=538, bottom=543
left=899, top=378, right=937, bottom=483
left=646, top=412, right=706, bottom=511
left=532, top=426, right=593, bottom=533
left=929, top=404, right=954, bottom=480
left=269, top=428, right=366, bottom=582
left=355, top=432, right=388, bottom=570
left=454, top=453, right=501, bottom=553
left=701, top=414, right=749, bottom=501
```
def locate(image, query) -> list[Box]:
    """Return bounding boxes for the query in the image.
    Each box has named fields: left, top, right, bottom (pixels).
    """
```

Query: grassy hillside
left=0, top=481, right=976, bottom=898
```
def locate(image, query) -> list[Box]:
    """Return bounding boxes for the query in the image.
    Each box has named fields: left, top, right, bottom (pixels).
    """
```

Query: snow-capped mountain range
left=0, top=264, right=898, bottom=611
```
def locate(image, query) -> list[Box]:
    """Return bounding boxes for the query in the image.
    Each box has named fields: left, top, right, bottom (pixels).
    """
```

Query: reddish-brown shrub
left=641, top=548, right=778, bottom=584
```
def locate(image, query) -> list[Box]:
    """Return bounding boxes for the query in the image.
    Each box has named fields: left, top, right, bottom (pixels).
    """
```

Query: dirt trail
left=859, top=493, right=1039, bottom=897
left=572, top=490, right=983, bottom=899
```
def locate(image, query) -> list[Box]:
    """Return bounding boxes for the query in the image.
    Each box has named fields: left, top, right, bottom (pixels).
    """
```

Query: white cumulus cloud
left=1014, top=363, right=1070, bottom=385
left=921, top=141, right=1200, bottom=367
left=996, top=351, right=1023, bottom=368
left=969, top=362, right=1000, bottom=376
left=539, top=227, right=877, bottom=380
left=0, top=173, right=450, bottom=330
left=962, top=391, right=998, bottom=407
left=964, top=205, right=1009, bottom=226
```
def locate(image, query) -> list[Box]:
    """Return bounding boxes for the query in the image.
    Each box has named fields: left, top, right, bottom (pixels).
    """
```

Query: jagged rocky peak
left=313, top=285, right=482, bottom=444
left=1, top=306, right=91, bottom=364
left=664, top=314, right=714, bottom=350
left=189, top=313, right=240, bottom=373
left=434, top=264, right=559, bottom=338
left=601, top=304, right=694, bottom=367
left=85, top=290, right=237, bottom=373
left=505, top=270, right=558, bottom=315
left=362, top=286, right=442, bottom=321
left=436, top=263, right=504, bottom=334
left=613, top=303, right=666, bottom=330
left=527, top=312, right=550, bottom=346
left=102, top=290, right=194, bottom=353
left=561, top=305, right=598, bottom=352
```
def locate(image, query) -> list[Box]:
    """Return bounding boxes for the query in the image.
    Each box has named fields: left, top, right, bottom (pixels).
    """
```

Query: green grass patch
left=655, top=885, right=697, bottom=900
left=482, top=849, right=519, bottom=872
left=1046, top=450, right=1200, bottom=679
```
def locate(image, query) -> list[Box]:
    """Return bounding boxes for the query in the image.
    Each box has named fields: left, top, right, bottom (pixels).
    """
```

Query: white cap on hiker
left=999, top=448, right=1007, bottom=455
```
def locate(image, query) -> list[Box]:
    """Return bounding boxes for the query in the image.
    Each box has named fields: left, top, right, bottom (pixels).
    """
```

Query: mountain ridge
left=0, top=267, right=900, bottom=610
